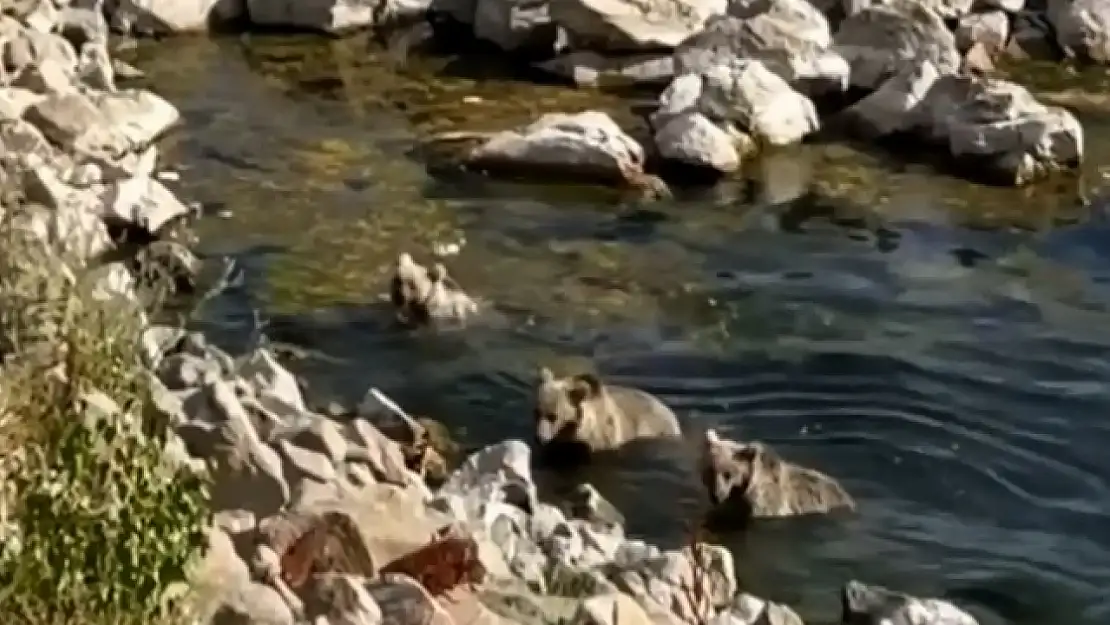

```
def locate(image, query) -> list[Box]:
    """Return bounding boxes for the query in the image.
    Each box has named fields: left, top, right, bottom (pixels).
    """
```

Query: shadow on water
left=124, top=34, right=1110, bottom=625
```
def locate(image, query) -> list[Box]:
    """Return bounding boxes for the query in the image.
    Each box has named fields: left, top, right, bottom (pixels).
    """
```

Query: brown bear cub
left=533, top=367, right=682, bottom=465
left=390, top=253, right=478, bottom=328
left=700, top=429, right=855, bottom=523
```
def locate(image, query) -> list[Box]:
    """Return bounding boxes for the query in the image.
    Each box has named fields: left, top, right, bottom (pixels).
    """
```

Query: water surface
left=130, top=35, right=1110, bottom=625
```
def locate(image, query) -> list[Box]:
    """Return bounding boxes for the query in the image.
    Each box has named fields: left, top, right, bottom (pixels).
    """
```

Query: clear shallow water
left=133, top=35, right=1110, bottom=625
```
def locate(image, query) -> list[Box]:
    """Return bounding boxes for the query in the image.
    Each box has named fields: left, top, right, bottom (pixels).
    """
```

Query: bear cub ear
left=428, top=263, right=449, bottom=283
left=538, top=367, right=556, bottom=385
left=569, top=373, right=603, bottom=403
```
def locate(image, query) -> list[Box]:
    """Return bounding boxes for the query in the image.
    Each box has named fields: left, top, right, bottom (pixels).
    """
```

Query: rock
left=654, top=60, right=818, bottom=151
left=11, top=56, right=76, bottom=94
left=5, top=0, right=63, bottom=34
left=610, top=543, right=736, bottom=624
left=59, top=2, right=110, bottom=50
left=842, top=580, right=978, bottom=625
left=837, top=60, right=940, bottom=138
left=961, top=40, right=995, bottom=75
left=847, top=0, right=974, bottom=19
left=186, top=380, right=292, bottom=518
left=550, top=0, right=723, bottom=51
left=277, top=438, right=338, bottom=484
left=76, top=38, right=115, bottom=90
left=302, top=573, right=383, bottom=625
left=698, top=59, right=819, bottom=146
left=1006, top=10, right=1059, bottom=61
left=464, top=111, right=649, bottom=187
left=562, top=483, right=625, bottom=534
left=107, top=0, right=247, bottom=34
left=256, top=509, right=378, bottom=590
left=438, top=440, right=537, bottom=518
left=245, top=0, right=431, bottom=33
left=16, top=197, right=113, bottom=261
left=24, top=88, right=179, bottom=161
left=654, top=112, right=743, bottom=173
left=473, top=0, right=554, bottom=51
left=955, top=9, right=1009, bottom=53
left=343, top=417, right=413, bottom=486
left=367, top=574, right=454, bottom=625
left=714, top=593, right=805, bottom=625
left=236, top=348, right=309, bottom=414
left=536, top=51, right=675, bottom=88
left=573, top=593, right=657, bottom=625
left=0, top=87, right=45, bottom=119
left=550, top=0, right=727, bottom=51
left=100, top=174, right=191, bottom=234
left=977, top=0, right=1021, bottom=11
left=141, top=324, right=186, bottom=365
left=210, top=583, right=296, bottom=625
left=285, top=418, right=349, bottom=465
left=1049, top=0, right=1110, bottom=62
left=915, top=74, right=1084, bottom=185
left=191, top=528, right=297, bottom=625
left=675, top=9, right=846, bottom=96
left=131, top=239, right=202, bottom=296
left=159, top=352, right=221, bottom=390
left=832, top=2, right=960, bottom=90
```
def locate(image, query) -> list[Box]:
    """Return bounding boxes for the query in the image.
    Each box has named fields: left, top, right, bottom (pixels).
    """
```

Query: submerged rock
left=842, top=580, right=979, bottom=625
left=463, top=110, right=665, bottom=193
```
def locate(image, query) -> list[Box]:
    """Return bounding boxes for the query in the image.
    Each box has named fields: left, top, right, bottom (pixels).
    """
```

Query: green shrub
left=0, top=207, right=211, bottom=624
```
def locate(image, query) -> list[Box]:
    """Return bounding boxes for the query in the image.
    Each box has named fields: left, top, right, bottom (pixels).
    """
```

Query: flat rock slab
left=466, top=110, right=647, bottom=186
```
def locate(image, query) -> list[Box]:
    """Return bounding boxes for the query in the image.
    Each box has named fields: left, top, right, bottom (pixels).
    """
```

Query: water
left=129, top=35, right=1110, bottom=625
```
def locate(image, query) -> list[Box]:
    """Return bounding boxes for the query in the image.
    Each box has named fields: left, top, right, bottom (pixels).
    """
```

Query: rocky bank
left=0, top=1, right=1065, bottom=624
left=99, top=0, right=1095, bottom=189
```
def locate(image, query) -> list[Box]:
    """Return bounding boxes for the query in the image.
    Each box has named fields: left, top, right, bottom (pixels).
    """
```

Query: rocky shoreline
left=0, top=1, right=1084, bottom=624
left=99, top=0, right=1095, bottom=192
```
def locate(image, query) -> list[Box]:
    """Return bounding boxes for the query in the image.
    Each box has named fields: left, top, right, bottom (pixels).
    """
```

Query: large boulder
left=842, top=580, right=979, bottom=625
left=651, top=59, right=818, bottom=174
left=675, top=8, right=847, bottom=96
left=842, top=64, right=1083, bottom=185
left=1048, top=0, right=1110, bottom=63
left=464, top=111, right=656, bottom=189
left=914, top=74, right=1083, bottom=185
left=550, top=0, right=727, bottom=51
left=832, top=1, right=960, bottom=90
left=472, top=0, right=554, bottom=51
left=106, top=0, right=247, bottom=34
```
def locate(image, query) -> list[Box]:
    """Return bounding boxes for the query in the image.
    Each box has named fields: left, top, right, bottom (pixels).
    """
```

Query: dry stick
left=367, top=387, right=431, bottom=478
left=682, top=515, right=714, bottom=625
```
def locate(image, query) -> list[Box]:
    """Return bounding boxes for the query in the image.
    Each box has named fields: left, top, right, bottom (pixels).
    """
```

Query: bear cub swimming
left=390, top=253, right=478, bottom=327
left=700, top=429, right=855, bottom=522
left=533, top=367, right=682, bottom=463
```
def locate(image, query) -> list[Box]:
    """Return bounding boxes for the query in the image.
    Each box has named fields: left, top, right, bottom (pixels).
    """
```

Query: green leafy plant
left=0, top=207, right=211, bottom=624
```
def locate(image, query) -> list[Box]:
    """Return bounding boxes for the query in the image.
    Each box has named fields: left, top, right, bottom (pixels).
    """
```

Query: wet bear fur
left=700, top=429, right=855, bottom=522
left=390, top=253, right=478, bottom=327
left=533, top=367, right=682, bottom=465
